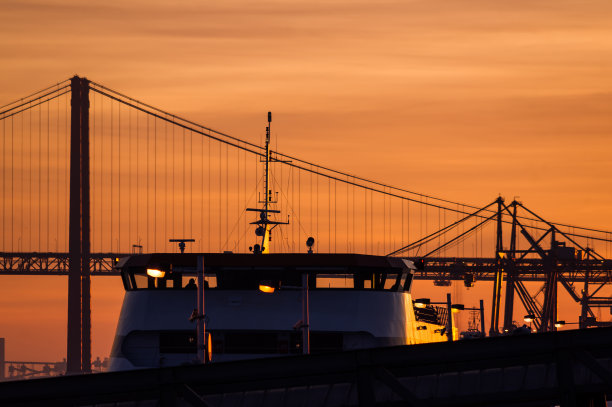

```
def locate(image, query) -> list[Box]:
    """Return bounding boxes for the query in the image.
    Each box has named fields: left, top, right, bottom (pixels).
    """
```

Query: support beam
left=502, top=202, right=518, bottom=331
left=490, top=197, right=504, bottom=335
left=580, top=270, right=590, bottom=329
left=541, top=229, right=558, bottom=333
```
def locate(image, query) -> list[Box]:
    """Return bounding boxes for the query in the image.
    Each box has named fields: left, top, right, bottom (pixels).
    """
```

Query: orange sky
left=1, top=0, right=612, bottom=363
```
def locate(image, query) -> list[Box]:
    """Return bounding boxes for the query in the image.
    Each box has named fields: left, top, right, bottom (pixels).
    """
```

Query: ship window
left=384, top=273, right=401, bottom=290
left=224, top=331, right=279, bottom=354
left=403, top=271, right=414, bottom=292
left=133, top=273, right=152, bottom=289
left=159, top=331, right=197, bottom=354
left=180, top=275, right=217, bottom=289
left=212, top=330, right=343, bottom=355
left=206, top=275, right=217, bottom=288
left=316, top=274, right=354, bottom=289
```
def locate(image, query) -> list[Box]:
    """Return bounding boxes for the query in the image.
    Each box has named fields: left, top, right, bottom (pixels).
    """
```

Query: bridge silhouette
left=1, top=76, right=611, bottom=374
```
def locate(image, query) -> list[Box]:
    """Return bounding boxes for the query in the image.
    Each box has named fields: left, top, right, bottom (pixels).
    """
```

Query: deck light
left=259, top=280, right=276, bottom=294
left=414, top=298, right=430, bottom=308
left=554, top=320, right=566, bottom=328
left=451, top=304, right=465, bottom=313
left=524, top=314, right=535, bottom=323
left=146, top=268, right=165, bottom=278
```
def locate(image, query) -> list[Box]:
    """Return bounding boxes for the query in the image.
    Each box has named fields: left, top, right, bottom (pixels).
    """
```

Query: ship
left=109, top=113, right=452, bottom=371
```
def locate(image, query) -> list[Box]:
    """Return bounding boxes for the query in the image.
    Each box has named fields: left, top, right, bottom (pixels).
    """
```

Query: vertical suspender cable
left=369, top=188, right=372, bottom=254
left=172, top=122, right=175, bottom=243
left=46, top=100, right=50, bottom=251
left=110, top=99, right=114, bottom=252
left=154, top=117, right=157, bottom=251
left=164, top=120, right=168, bottom=249
left=352, top=177, right=355, bottom=253
left=425, top=198, right=428, bottom=254
left=1, top=118, right=4, bottom=250
left=65, top=93, right=68, bottom=250
left=200, top=132, right=204, bottom=250
left=128, top=102, right=131, bottom=249
left=184, top=126, right=186, bottom=238
left=346, top=177, right=349, bottom=252
left=146, top=115, right=149, bottom=251
left=364, top=188, right=367, bottom=254
left=11, top=115, right=15, bottom=251
left=91, top=91, right=95, bottom=252
left=438, top=207, right=441, bottom=250
left=298, top=169, right=301, bottom=249
left=191, top=131, right=194, bottom=241
left=244, top=146, right=247, bottom=252
left=28, top=104, right=32, bottom=250
left=218, top=143, right=221, bottom=251
left=383, top=188, right=386, bottom=254
left=118, top=102, right=121, bottom=251
left=328, top=177, right=331, bottom=253
left=225, top=143, right=228, bottom=248
left=100, top=96, right=104, bottom=251
left=391, top=195, right=394, bottom=253
left=310, top=167, right=313, bottom=237
left=56, top=91, right=60, bottom=250
left=407, top=199, right=410, bottom=254
left=237, top=142, right=241, bottom=250
left=208, top=137, right=211, bottom=252
left=38, top=106, right=41, bottom=250
left=136, top=109, right=139, bottom=249
left=443, top=209, right=447, bottom=256
left=402, top=198, right=404, bottom=251
left=334, top=179, right=338, bottom=252
left=316, top=169, right=319, bottom=253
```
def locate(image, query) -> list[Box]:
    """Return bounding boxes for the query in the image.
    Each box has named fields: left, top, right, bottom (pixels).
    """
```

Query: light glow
left=146, top=268, right=165, bottom=278
left=414, top=298, right=430, bottom=308
left=554, top=320, right=566, bottom=328
left=451, top=304, right=464, bottom=312
left=524, top=314, right=535, bottom=323
left=259, top=284, right=275, bottom=293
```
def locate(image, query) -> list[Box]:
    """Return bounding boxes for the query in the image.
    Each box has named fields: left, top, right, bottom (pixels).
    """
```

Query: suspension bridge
left=1, top=75, right=611, bottom=375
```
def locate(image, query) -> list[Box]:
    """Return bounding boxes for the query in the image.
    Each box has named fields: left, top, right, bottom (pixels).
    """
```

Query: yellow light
left=452, top=308, right=460, bottom=314
left=524, top=314, right=535, bottom=323
left=259, top=284, right=275, bottom=293
left=554, top=320, right=565, bottom=328
left=146, top=268, right=165, bottom=278
left=414, top=298, right=430, bottom=308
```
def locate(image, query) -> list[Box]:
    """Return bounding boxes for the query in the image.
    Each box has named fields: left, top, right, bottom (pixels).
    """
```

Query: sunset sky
left=1, top=0, right=612, bottom=363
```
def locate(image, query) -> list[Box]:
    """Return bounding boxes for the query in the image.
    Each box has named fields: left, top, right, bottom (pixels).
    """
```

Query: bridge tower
left=67, top=75, right=91, bottom=374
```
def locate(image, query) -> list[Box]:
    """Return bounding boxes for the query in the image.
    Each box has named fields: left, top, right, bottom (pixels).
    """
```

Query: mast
left=262, top=112, right=272, bottom=253
left=247, top=112, right=288, bottom=254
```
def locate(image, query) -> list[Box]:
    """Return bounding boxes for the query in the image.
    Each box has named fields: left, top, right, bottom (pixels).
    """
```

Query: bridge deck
left=1, top=252, right=611, bottom=282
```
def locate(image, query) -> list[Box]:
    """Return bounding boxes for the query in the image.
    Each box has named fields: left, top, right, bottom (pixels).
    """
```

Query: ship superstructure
left=110, top=252, right=451, bottom=370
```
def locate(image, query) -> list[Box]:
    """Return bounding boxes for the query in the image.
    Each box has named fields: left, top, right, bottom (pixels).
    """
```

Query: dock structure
left=1, top=327, right=612, bottom=406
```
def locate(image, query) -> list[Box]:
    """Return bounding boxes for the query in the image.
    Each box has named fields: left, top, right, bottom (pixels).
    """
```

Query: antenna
left=169, top=238, right=195, bottom=254
left=246, top=112, right=288, bottom=253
